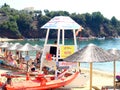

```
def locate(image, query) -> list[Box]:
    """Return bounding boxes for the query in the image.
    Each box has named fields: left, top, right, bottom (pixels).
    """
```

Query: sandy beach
left=0, top=38, right=23, bottom=42
left=0, top=67, right=115, bottom=90
left=0, top=38, right=116, bottom=89
left=80, top=68, right=114, bottom=90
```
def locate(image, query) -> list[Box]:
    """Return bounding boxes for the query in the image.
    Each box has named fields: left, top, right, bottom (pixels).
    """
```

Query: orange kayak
left=0, top=72, right=79, bottom=90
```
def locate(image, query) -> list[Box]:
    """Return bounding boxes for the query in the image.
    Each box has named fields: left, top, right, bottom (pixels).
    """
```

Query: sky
left=0, top=0, right=120, bottom=20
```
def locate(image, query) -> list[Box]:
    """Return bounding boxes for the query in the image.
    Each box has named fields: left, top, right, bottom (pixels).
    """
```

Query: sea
left=9, top=38, right=120, bottom=74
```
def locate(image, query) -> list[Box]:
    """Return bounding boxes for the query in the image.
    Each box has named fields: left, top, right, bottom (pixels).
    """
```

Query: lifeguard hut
left=40, top=16, right=81, bottom=75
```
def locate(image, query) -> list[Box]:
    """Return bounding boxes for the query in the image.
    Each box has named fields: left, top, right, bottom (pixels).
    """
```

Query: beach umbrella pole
left=27, top=61, right=29, bottom=72
left=113, top=61, right=116, bottom=90
left=90, top=62, right=92, bottom=90
left=77, top=62, right=80, bottom=71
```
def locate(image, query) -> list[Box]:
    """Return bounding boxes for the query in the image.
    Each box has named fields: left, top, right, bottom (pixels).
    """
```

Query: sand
left=0, top=38, right=116, bottom=89
left=0, top=38, right=23, bottom=42
left=80, top=68, right=114, bottom=90
left=0, top=67, right=115, bottom=90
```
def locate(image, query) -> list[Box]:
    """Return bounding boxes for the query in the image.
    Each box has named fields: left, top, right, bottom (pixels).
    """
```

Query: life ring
left=46, top=53, right=52, bottom=61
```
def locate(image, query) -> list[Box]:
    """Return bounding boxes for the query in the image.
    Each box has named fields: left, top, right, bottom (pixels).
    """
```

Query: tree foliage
left=0, top=3, right=120, bottom=38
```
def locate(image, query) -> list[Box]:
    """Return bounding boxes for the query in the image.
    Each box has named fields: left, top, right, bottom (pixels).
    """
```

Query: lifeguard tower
left=40, top=16, right=81, bottom=74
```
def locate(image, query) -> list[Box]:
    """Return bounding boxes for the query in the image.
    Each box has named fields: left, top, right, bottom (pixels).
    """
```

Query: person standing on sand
left=7, top=53, right=18, bottom=67
left=36, top=51, right=41, bottom=64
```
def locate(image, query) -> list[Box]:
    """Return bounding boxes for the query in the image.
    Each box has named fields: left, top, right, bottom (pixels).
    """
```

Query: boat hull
left=1, top=72, right=79, bottom=90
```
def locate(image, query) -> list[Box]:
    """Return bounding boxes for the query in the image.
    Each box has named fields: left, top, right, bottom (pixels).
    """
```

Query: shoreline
left=0, top=38, right=23, bottom=42
left=81, top=68, right=113, bottom=77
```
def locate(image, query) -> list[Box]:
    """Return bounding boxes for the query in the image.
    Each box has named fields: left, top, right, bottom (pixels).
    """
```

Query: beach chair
left=116, top=75, right=120, bottom=87
left=116, top=75, right=120, bottom=82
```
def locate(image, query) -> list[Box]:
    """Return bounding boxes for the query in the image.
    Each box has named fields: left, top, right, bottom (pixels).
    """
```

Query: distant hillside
left=0, top=13, right=8, bottom=24
left=0, top=3, right=120, bottom=39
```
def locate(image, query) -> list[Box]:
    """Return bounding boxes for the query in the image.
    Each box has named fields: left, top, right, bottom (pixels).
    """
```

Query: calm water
left=9, top=38, right=120, bottom=73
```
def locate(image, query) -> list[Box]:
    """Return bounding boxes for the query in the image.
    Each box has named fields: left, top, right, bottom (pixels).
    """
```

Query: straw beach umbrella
left=17, top=43, right=35, bottom=60
left=33, top=44, right=43, bottom=52
left=63, top=43, right=115, bottom=90
left=7, top=43, right=23, bottom=60
left=18, top=43, right=35, bottom=52
left=107, top=48, right=120, bottom=90
left=7, top=43, right=23, bottom=51
left=17, top=43, right=35, bottom=73
left=0, top=42, right=13, bottom=57
left=0, top=42, right=12, bottom=48
left=108, top=48, right=120, bottom=58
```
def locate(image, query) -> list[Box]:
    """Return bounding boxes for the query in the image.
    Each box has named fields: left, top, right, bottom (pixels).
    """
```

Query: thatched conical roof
left=63, top=43, right=115, bottom=62
left=18, top=43, right=35, bottom=51
left=107, top=48, right=120, bottom=60
left=33, top=44, right=43, bottom=52
left=7, top=43, right=23, bottom=51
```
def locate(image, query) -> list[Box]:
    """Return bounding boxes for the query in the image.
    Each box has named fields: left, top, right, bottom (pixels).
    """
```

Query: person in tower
left=75, top=26, right=84, bottom=36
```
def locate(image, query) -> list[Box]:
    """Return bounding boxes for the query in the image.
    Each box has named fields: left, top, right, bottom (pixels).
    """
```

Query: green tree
left=84, top=13, right=92, bottom=27
left=111, top=16, right=119, bottom=27
left=17, top=12, right=33, bottom=35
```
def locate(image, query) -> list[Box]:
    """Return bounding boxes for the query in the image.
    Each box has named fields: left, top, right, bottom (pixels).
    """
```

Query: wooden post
left=90, top=62, right=92, bottom=90
left=113, top=60, right=116, bottom=90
